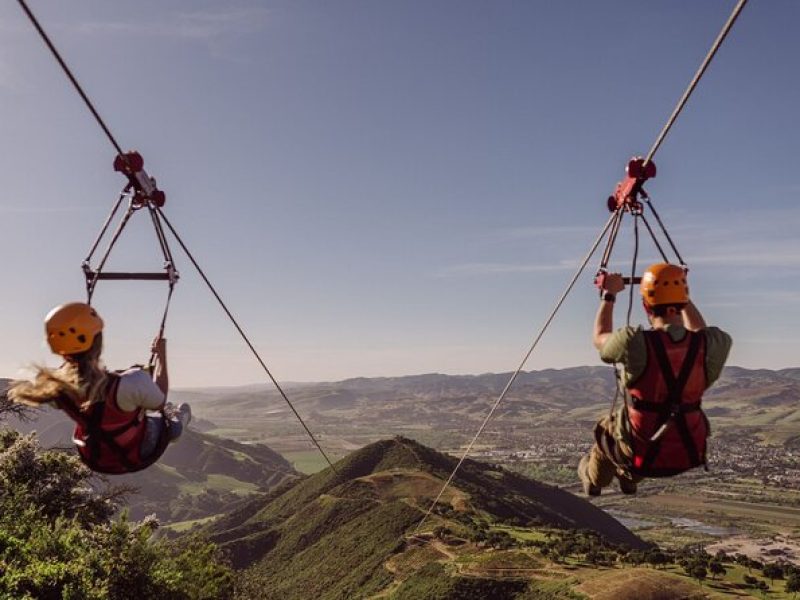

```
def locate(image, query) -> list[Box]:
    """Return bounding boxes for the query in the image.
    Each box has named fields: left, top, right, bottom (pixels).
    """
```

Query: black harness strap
left=631, top=398, right=701, bottom=413
left=639, top=331, right=703, bottom=471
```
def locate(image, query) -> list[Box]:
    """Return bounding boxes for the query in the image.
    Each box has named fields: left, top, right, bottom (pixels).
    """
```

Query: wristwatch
left=603, top=293, right=616, bottom=303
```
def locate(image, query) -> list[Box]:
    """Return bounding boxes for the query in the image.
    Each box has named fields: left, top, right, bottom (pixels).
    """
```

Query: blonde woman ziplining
left=9, top=302, right=191, bottom=474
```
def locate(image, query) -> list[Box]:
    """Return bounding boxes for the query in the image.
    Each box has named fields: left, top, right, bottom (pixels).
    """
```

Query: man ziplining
left=578, top=263, right=732, bottom=496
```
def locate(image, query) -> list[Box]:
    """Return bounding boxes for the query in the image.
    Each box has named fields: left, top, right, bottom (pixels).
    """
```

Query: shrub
left=0, top=428, right=233, bottom=600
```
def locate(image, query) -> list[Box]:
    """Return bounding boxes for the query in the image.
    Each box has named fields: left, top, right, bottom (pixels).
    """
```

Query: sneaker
left=617, top=474, right=638, bottom=495
left=578, top=455, right=601, bottom=497
left=177, top=403, right=192, bottom=428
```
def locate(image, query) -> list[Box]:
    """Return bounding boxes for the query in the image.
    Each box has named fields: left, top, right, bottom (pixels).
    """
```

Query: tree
left=647, top=549, right=669, bottom=570
left=743, top=575, right=759, bottom=586
left=471, top=529, right=487, bottom=543
left=691, top=564, right=708, bottom=586
left=585, top=549, right=607, bottom=566
left=763, top=562, right=784, bottom=584
left=0, top=428, right=233, bottom=599
left=786, top=572, right=800, bottom=598
left=735, top=553, right=750, bottom=570
left=709, top=560, right=726, bottom=580
left=624, top=550, right=646, bottom=566
left=0, top=387, right=31, bottom=421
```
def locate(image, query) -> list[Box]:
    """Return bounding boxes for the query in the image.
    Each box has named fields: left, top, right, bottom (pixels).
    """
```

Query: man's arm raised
left=593, top=273, right=625, bottom=350
left=682, top=300, right=707, bottom=332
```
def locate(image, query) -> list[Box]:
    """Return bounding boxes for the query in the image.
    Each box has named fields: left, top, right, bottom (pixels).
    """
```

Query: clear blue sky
left=0, top=1, right=798, bottom=386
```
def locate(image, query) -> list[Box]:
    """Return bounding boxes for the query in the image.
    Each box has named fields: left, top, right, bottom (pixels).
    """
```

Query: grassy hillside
left=199, top=437, right=646, bottom=599
left=122, top=429, right=298, bottom=521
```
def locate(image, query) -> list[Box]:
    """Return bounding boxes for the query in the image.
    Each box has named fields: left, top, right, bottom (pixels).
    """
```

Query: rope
left=626, top=215, right=639, bottom=327
left=84, top=188, right=128, bottom=263
left=598, top=209, right=625, bottom=271
left=17, top=1, right=336, bottom=473
left=413, top=209, right=621, bottom=532
left=644, top=0, right=749, bottom=166
left=643, top=198, right=686, bottom=267
left=155, top=208, right=338, bottom=474
left=148, top=205, right=178, bottom=271
left=148, top=279, right=176, bottom=369
left=16, top=0, right=125, bottom=156
left=85, top=203, right=136, bottom=302
left=637, top=212, right=669, bottom=264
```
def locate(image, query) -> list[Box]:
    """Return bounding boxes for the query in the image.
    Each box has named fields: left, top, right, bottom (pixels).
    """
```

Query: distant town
left=458, top=428, right=800, bottom=495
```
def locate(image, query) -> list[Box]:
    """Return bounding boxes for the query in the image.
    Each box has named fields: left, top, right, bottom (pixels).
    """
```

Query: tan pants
left=581, top=414, right=642, bottom=490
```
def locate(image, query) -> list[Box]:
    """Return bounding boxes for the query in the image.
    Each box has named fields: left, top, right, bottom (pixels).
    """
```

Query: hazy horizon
left=2, top=1, right=798, bottom=386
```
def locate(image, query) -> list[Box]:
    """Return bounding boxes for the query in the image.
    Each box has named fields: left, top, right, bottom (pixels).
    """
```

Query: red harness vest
left=57, top=373, right=170, bottom=474
left=626, top=329, right=709, bottom=477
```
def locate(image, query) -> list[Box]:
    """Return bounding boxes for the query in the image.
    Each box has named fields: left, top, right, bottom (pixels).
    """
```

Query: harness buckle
left=164, top=261, right=180, bottom=285
left=649, top=420, right=671, bottom=442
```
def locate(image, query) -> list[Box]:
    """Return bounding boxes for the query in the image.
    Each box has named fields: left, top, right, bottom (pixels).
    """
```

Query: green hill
left=200, top=436, right=646, bottom=599
left=121, top=429, right=298, bottom=522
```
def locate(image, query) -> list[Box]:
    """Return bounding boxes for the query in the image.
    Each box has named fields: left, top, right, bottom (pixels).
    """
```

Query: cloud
left=64, top=7, right=270, bottom=42
left=485, top=224, right=601, bottom=242
left=689, top=251, right=800, bottom=269
left=437, top=199, right=800, bottom=280
left=435, top=260, right=579, bottom=278
left=702, top=289, right=800, bottom=309
left=0, top=204, right=95, bottom=214
left=680, top=210, right=800, bottom=269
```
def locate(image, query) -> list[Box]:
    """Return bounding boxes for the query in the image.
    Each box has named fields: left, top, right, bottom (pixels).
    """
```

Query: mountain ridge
left=200, top=436, right=647, bottom=598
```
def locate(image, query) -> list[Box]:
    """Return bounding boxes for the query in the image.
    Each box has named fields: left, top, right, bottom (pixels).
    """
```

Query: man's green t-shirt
left=600, top=324, right=732, bottom=387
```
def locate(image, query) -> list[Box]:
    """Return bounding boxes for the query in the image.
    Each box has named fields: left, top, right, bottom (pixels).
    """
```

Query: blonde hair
left=9, top=334, right=110, bottom=412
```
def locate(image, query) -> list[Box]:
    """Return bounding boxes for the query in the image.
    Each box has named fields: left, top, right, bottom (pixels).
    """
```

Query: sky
left=0, top=1, right=798, bottom=387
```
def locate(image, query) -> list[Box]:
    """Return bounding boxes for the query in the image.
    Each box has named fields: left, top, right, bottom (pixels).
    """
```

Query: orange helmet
left=45, top=302, right=104, bottom=356
left=640, top=263, right=689, bottom=307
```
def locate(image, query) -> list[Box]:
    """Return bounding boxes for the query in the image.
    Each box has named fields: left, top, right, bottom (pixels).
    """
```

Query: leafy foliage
left=0, top=428, right=233, bottom=600
left=6, top=399, right=298, bottom=523
left=234, top=500, right=419, bottom=599
left=787, top=572, right=800, bottom=595
left=393, top=563, right=582, bottom=600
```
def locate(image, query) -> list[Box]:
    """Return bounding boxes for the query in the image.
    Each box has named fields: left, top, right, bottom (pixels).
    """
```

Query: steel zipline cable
left=16, top=0, right=124, bottom=156
left=414, top=0, right=748, bottom=533
left=644, top=0, right=748, bottom=167
left=156, top=208, right=338, bottom=472
left=413, top=209, right=621, bottom=532
left=17, top=0, right=337, bottom=473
